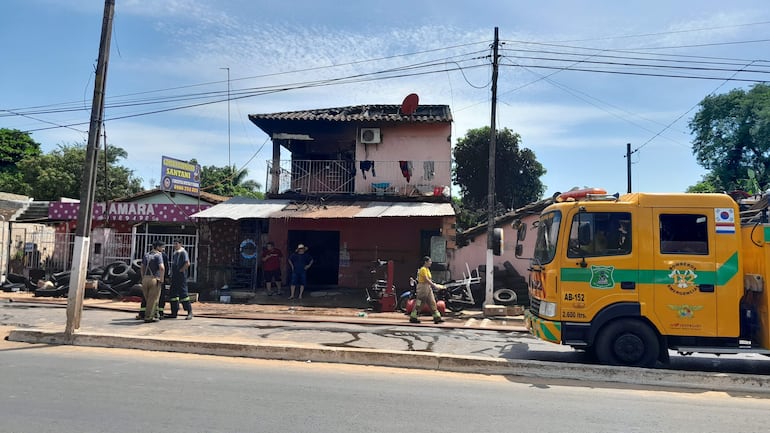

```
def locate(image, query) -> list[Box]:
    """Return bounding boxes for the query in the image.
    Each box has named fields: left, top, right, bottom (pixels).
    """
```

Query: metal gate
left=8, top=227, right=198, bottom=282
left=131, top=232, right=198, bottom=282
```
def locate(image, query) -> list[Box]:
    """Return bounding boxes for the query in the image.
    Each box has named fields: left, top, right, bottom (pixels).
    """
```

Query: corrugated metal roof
left=190, top=198, right=291, bottom=220
left=270, top=201, right=367, bottom=219
left=115, top=188, right=228, bottom=204
left=191, top=199, right=455, bottom=220
left=249, top=104, right=452, bottom=124
left=356, top=202, right=455, bottom=217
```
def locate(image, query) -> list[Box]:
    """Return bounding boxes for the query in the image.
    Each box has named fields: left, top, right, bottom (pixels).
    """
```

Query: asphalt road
left=1, top=341, right=769, bottom=433
left=3, top=301, right=770, bottom=377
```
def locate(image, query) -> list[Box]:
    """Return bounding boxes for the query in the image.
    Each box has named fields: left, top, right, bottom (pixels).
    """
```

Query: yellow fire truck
left=520, top=191, right=770, bottom=367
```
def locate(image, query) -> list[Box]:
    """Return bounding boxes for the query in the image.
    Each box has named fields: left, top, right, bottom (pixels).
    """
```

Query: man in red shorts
left=261, top=241, right=283, bottom=296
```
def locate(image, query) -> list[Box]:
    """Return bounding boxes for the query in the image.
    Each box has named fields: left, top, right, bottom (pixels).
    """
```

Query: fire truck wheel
left=595, top=319, right=659, bottom=368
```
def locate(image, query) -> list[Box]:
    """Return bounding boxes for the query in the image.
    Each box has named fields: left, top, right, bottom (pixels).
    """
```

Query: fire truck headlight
left=539, top=301, right=557, bottom=318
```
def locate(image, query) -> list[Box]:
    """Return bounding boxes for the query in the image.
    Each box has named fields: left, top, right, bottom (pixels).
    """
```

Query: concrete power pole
left=65, top=0, right=114, bottom=337
left=484, top=27, right=500, bottom=308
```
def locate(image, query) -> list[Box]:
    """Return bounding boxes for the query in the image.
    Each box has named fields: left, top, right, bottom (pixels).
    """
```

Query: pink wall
left=448, top=213, right=539, bottom=281
left=354, top=123, right=452, bottom=195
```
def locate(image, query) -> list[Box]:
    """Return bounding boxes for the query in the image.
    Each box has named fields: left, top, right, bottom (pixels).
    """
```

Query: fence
left=5, top=228, right=198, bottom=282
left=266, top=159, right=451, bottom=197
left=131, top=233, right=198, bottom=282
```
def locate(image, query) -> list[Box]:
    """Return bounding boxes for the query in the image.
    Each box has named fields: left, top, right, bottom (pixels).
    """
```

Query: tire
left=126, top=268, right=140, bottom=283
left=446, top=301, right=465, bottom=313
left=107, top=262, right=130, bottom=278
left=35, top=285, right=68, bottom=298
left=493, top=288, right=517, bottom=306
left=6, top=273, right=26, bottom=284
left=595, top=319, right=659, bottom=368
left=2, top=283, right=25, bottom=293
left=52, top=271, right=71, bottom=285
left=110, top=279, right=134, bottom=293
left=128, top=284, right=144, bottom=297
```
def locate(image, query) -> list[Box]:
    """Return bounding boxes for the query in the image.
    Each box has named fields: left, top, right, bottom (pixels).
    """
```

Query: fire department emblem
left=668, top=304, right=703, bottom=319
left=667, top=262, right=698, bottom=295
left=589, top=265, right=615, bottom=289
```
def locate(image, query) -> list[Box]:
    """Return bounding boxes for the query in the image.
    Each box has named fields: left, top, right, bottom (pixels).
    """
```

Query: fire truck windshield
left=533, top=211, right=561, bottom=264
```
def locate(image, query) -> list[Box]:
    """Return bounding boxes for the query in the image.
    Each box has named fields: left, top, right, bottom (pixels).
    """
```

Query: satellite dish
left=400, top=93, right=419, bottom=115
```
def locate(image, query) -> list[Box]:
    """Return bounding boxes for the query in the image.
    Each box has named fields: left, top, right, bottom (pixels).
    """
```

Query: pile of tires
left=33, top=271, right=71, bottom=297
left=98, top=261, right=141, bottom=298
left=32, top=261, right=141, bottom=299
left=2, top=274, right=26, bottom=293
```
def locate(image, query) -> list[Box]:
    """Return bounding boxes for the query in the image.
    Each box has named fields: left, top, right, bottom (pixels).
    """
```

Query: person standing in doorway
left=288, top=244, right=313, bottom=300
left=140, top=240, right=165, bottom=323
left=167, top=239, right=193, bottom=320
left=409, top=256, right=445, bottom=324
left=261, top=241, right=283, bottom=296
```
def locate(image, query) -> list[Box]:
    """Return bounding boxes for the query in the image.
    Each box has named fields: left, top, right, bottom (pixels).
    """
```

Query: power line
left=499, top=58, right=690, bottom=146
left=499, top=62, right=769, bottom=83
left=632, top=60, right=758, bottom=155
left=544, top=20, right=770, bottom=44
left=18, top=60, right=490, bottom=133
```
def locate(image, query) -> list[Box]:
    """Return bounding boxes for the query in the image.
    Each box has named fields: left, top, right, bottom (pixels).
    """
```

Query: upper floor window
left=659, top=214, right=709, bottom=255
left=567, top=212, right=632, bottom=258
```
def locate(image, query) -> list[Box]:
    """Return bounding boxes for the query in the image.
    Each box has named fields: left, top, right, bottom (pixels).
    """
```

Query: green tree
left=0, top=128, right=42, bottom=194
left=17, top=142, right=143, bottom=201
left=689, top=83, right=770, bottom=193
left=200, top=165, right=263, bottom=199
left=452, top=126, right=546, bottom=228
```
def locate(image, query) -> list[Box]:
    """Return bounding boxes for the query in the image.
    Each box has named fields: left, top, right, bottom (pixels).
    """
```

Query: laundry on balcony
left=359, top=160, right=376, bottom=179
left=399, top=161, right=413, bottom=182
left=423, top=161, right=435, bottom=181
left=371, top=182, right=391, bottom=196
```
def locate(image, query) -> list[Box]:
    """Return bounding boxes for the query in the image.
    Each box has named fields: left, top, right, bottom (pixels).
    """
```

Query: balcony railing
left=266, top=159, right=451, bottom=197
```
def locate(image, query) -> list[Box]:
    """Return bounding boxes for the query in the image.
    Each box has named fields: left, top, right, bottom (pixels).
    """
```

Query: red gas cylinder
left=405, top=299, right=446, bottom=315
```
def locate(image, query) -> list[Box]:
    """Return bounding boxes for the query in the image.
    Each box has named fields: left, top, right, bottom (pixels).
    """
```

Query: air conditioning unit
left=360, top=128, right=381, bottom=144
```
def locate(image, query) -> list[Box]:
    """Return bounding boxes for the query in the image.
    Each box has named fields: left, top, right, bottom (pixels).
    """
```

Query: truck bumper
left=524, top=310, right=562, bottom=344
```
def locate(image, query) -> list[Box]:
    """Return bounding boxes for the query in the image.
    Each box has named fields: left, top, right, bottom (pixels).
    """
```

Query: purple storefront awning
left=49, top=202, right=210, bottom=223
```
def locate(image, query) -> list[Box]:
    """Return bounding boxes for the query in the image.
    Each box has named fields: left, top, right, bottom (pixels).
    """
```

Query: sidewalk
left=4, top=292, right=770, bottom=394
left=0, top=290, right=527, bottom=330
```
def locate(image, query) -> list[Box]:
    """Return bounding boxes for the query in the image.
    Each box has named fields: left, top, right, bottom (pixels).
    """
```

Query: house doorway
left=287, top=230, right=340, bottom=287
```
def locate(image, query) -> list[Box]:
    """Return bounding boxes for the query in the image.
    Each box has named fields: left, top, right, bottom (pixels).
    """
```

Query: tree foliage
left=9, top=142, right=143, bottom=201
left=452, top=126, right=545, bottom=228
left=0, top=129, right=42, bottom=193
left=199, top=164, right=264, bottom=199
left=689, top=83, right=770, bottom=193
left=0, top=128, right=42, bottom=171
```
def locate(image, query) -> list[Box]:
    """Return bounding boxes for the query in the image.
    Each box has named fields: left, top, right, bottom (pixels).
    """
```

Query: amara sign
left=49, top=202, right=210, bottom=222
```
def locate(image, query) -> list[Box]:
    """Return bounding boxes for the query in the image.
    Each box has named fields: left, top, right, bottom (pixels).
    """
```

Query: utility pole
left=485, top=27, right=500, bottom=308
left=626, top=142, right=632, bottom=193
left=65, top=0, right=114, bottom=337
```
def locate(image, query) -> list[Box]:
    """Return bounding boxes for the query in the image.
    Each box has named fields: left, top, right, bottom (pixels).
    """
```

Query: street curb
left=8, top=328, right=770, bottom=394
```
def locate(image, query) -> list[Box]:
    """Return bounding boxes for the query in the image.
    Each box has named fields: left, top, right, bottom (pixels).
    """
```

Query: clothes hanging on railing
left=399, top=161, right=413, bottom=182
left=423, top=161, right=435, bottom=181
left=359, top=160, right=375, bottom=179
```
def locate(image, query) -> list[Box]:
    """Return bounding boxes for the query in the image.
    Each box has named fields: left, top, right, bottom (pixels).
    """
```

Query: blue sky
left=2, top=0, right=770, bottom=199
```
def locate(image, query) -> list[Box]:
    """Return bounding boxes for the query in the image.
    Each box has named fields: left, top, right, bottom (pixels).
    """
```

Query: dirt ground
left=0, top=283, right=525, bottom=323
left=0, top=290, right=408, bottom=320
